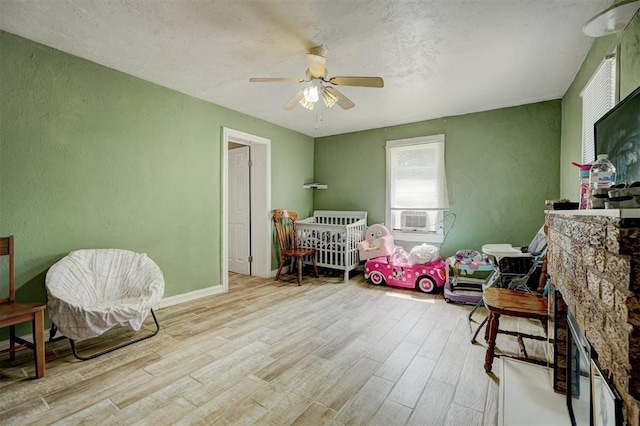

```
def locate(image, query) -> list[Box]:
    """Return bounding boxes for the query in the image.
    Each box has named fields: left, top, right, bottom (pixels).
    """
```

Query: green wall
left=1, top=9, right=637, bottom=339
left=314, top=101, right=561, bottom=257
left=560, top=14, right=640, bottom=199
left=314, top=11, right=640, bottom=258
left=0, top=30, right=314, bottom=314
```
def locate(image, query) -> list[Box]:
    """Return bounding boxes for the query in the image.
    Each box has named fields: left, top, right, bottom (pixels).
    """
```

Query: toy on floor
left=360, top=225, right=446, bottom=294
left=443, top=250, right=494, bottom=304
left=358, top=223, right=395, bottom=260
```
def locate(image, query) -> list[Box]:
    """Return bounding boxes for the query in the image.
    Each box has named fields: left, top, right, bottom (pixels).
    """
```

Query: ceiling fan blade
left=249, top=77, right=304, bottom=83
left=282, top=89, right=304, bottom=110
left=306, top=53, right=327, bottom=78
left=325, top=86, right=355, bottom=110
left=329, top=76, right=384, bottom=88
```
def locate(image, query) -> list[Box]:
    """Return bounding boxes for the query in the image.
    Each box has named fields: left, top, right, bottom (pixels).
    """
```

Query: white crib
left=296, top=210, right=368, bottom=282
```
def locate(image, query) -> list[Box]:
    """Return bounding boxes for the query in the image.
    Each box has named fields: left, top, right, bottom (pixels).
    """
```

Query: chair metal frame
left=48, top=309, right=160, bottom=360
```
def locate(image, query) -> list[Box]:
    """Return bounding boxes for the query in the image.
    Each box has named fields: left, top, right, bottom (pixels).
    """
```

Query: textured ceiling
left=0, top=0, right=609, bottom=137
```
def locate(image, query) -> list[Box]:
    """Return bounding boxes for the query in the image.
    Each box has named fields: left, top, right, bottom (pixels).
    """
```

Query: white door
left=228, top=145, right=251, bottom=275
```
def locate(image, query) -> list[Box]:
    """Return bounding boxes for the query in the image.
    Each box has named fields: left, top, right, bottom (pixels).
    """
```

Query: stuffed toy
left=358, top=224, right=396, bottom=261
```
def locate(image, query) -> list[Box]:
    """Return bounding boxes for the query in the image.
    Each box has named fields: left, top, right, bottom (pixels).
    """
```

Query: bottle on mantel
left=589, top=154, right=616, bottom=208
left=572, top=162, right=592, bottom=209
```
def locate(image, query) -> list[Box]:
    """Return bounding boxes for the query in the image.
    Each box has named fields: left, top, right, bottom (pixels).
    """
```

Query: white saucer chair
left=45, top=249, right=164, bottom=360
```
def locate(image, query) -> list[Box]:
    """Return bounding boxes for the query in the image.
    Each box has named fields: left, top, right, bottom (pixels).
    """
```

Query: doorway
left=228, top=144, right=251, bottom=275
left=221, top=128, right=271, bottom=292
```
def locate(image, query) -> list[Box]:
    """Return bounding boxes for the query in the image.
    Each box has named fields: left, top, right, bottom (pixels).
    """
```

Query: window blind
left=581, top=55, right=616, bottom=164
left=386, top=135, right=449, bottom=210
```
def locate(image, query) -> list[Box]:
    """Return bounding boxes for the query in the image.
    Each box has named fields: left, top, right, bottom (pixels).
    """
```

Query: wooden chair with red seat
left=273, top=209, right=319, bottom=285
left=483, top=257, right=549, bottom=373
left=0, top=236, right=46, bottom=378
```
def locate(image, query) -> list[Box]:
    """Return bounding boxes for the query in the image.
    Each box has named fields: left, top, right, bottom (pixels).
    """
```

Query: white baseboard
left=156, top=284, right=225, bottom=309
left=0, top=284, right=226, bottom=351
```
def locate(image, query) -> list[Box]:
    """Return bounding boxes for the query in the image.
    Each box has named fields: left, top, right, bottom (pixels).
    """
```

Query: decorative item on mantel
left=545, top=199, right=579, bottom=210
left=302, top=183, right=328, bottom=189
left=605, top=182, right=640, bottom=209
left=571, top=161, right=592, bottom=209
left=589, top=154, right=617, bottom=208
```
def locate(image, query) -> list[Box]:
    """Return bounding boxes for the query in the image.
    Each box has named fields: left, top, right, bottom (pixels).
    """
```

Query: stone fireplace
left=546, top=210, right=640, bottom=425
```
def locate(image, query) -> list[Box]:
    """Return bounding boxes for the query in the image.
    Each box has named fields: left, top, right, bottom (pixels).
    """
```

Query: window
left=581, top=53, right=616, bottom=164
left=386, top=134, right=448, bottom=243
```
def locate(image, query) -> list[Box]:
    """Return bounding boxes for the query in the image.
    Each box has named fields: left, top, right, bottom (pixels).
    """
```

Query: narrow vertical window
left=386, top=134, right=448, bottom=242
left=581, top=54, right=616, bottom=163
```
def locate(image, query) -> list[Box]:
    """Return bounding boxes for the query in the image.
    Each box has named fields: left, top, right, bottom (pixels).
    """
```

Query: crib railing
left=296, top=211, right=367, bottom=282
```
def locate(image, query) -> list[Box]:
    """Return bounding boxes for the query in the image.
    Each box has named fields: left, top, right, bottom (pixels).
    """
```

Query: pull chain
left=315, top=106, right=324, bottom=131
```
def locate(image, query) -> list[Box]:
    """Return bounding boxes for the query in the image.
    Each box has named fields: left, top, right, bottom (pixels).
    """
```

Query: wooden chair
left=273, top=209, right=318, bottom=285
left=0, top=236, right=46, bottom=378
left=483, top=287, right=548, bottom=373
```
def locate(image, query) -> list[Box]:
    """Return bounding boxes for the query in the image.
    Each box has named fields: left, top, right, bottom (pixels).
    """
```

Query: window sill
left=391, top=231, right=444, bottom=244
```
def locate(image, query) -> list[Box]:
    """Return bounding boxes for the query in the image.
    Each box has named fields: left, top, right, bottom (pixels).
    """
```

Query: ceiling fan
left=249, top=46, right=384, bottom=111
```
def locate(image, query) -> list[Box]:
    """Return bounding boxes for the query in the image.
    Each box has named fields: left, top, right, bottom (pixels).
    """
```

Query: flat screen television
left=594, top=85, right=640, bottom=185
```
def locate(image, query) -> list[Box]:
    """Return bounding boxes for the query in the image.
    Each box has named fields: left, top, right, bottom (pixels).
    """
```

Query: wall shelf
left=303, top=183, right=328, bottom=190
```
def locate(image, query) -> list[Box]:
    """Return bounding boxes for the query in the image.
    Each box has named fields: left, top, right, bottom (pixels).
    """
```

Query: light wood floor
left=0, top=271, right=548, bottom=425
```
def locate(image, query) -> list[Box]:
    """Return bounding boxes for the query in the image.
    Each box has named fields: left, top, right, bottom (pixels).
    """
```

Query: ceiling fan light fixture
left=303, top=84, right=319, bottom=103
left=322, top=87, right=338, bottom=108
left=583, top=0, right=640, bottom=37
left=299, top=99, right=315, bottom=110
left=250, top=47, right=383, bottom=112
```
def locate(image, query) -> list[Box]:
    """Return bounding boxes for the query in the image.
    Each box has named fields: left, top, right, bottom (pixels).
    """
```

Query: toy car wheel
left=416, top=276, right=438, bottom=294
left=369, top=271, right=385, bottom=286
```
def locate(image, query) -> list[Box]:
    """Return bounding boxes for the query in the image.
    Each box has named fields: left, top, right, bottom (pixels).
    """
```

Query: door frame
left=221, top=127, right=271, bottom=292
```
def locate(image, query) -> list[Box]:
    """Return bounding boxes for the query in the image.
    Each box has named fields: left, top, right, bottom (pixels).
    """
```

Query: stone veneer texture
left=546, top=213, right=640, bottom=424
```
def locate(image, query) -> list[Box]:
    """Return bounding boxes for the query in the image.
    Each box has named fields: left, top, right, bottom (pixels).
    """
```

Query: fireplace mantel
left=547, top=208, right=640, bottom=218
left=546, top=210, right=640, bottom=424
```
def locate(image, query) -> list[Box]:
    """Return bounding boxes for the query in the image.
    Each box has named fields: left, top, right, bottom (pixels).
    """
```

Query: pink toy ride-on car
left=364, top=256, right=447, bottom=294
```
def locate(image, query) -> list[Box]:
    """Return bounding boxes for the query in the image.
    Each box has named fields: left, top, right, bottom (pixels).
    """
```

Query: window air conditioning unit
left=400, top=211, right=429, bottom=232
